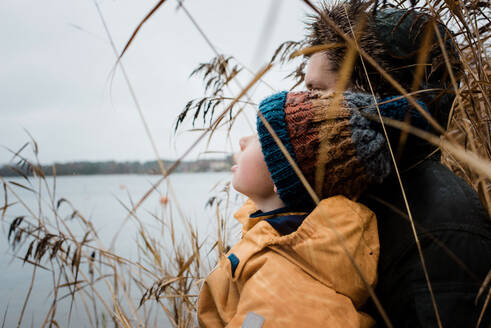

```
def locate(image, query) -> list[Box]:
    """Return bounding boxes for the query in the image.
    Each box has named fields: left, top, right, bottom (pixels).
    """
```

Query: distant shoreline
left=0, top=158, right=233, bottom=177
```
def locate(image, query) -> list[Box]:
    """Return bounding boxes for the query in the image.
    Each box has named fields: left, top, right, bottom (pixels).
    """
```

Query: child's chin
left=231, top=179, right=246, bottom=196
left=231, top=177, right=239, bottom=191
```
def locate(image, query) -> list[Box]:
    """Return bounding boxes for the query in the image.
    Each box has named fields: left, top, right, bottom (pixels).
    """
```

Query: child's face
left=231, top=135, right=275, bottom=199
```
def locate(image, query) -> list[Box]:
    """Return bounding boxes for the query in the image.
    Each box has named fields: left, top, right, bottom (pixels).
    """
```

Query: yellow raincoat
left=198, top=195, right=379, bottom=328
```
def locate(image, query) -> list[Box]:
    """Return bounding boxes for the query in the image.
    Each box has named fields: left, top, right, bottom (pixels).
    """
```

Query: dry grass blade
left=8, top=216, right=24, bottom=241
left=271, top=40, right=305, bottom=64
left=311, top=7, right=395, bottom=324
left=476, top=285, right=491, bottom=328
left=57, top=275, right=112, bottom=302
left=123, top=63, right=272, bottom=223
left=15, top=256, right=50, bottom=271
left=315, top=14, right=363, bottom=196
left=368, top=194, right=479, bottom=280
left=1, top=182, right=7, bottom=221
left=251, top=0, right=283, bottom=68
left=438, top=0, right=491, bottom=214
left=476, top=270, right=491, bottom=304
left=177, top=97, right=255, bottom=132
left=46, top=320, right=59, bottom=328
left=139, top=229, right=162, bottom=270
left=302, top=0, right=448, bottom=138
left=139, top=277, right=184, bottom=308
left=7, top=166, right=30, bottom=182
left=354, top=34, right=434, bottom=326
left=23, top=129, right=39, bottom=157
left=2, top=304, right=8, bottom=328
left=6, top=142, right=29, bottom=163
left=17, top=265, right=37, bottom=328
left=23, top=240, right=35, bottom=263
left=176, top=97, right=227, bottom=131
left=365, top=111, right=491, bottom=180
left=410, top=24, right=434, bottom=93
left=112, top=301, right=132, bottom=328
left=174, top=52, right=259, bottom=133
left=56, top=280, right=85, bottom=289
left=8, top=181, right=35, bottom=193
left=179, top=0, right=276, bottom=128
left=95, top=1, right=190, bottom=254
left=0, top=202, right=16, bottom=216
left=257, top=95, right=396, bottom=327
left=118, top=0, right=168, bottom=60
left=34, top=234, right=56, bottom=262
left=299, top=1, right=485, bottom=325
left=291, top=43, right=345, bottom=58
left=189, top=55, right=242, bottom=97
left=176, top=253, right=197, bottom=278
left=56, top=198, right=69, bottom=210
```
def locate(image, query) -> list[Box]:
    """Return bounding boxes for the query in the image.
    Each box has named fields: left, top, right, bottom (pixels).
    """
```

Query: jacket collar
left=234, top=199, right=308, bottom=234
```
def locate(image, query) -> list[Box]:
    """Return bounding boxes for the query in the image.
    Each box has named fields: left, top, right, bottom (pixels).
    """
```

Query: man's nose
left=232, top=152, right=239, bottom=164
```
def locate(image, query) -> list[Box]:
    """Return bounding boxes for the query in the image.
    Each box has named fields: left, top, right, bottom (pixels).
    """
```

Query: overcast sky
left=1, top=0, right=312, bottom=165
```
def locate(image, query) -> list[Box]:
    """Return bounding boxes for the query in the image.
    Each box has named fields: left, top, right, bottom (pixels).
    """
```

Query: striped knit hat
left=257, top=90, right=393, bottom=208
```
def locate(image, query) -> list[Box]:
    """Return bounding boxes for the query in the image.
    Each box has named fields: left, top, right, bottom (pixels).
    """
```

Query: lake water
left=0, top=173, right=244, bottom=327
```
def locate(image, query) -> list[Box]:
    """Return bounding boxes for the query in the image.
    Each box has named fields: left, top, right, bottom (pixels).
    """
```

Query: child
left=198, top=90, right=391, bottom=328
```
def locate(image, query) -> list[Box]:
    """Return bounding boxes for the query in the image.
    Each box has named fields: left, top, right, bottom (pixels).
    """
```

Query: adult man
left=303, top=1, right=491, bottom=327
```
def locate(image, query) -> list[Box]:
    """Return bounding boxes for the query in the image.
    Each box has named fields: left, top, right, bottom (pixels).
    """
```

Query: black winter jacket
left=361, top=159, right=491, bottom=327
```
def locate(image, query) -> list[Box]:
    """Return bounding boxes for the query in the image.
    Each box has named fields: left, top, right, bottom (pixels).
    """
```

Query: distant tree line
left=0, top=157, right=233, bottom=177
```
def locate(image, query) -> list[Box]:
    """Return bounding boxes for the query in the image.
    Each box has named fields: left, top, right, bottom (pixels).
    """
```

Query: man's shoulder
left=404, top=160, right=488, bottom=226
left=365, top=159, right=488, bottom=227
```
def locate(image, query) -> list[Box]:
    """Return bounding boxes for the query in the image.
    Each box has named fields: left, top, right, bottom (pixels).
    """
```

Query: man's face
left=231, top=135, right=275, bottom=200
left=305, top=52, right=339, bottom=91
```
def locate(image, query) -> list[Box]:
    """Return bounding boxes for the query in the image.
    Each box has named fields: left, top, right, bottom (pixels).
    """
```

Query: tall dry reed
left=1, top=0, right=490, bottom=327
